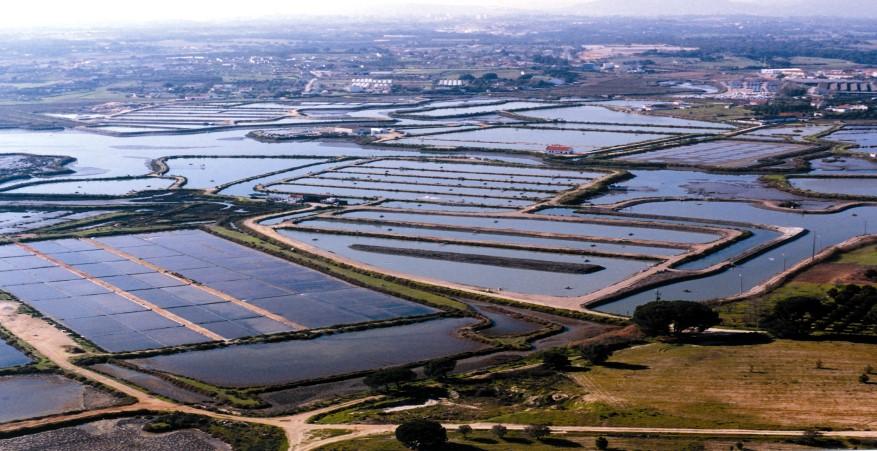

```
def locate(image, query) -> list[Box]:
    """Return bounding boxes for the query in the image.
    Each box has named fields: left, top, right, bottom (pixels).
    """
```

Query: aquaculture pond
left=403, top=101, right=556, bottom=118
left=617, top=140, right=811, bottom=168
left=596, top=201, right=877, bottom=315
left=360, top=159, right=598, bottom=178
left=520, top=105, right=733, bottom=129
left=0, top=340, right=29, bottom=369
left=393, top=127, right=667, bottom=153
left=311, top=172, right=573, bottom=192
left=826, top=126, right=877, bottom=149
left=279, top=229, right=654, bottom=297
left=130, top=318, right=486, bottom=387
left=788, top=177, right=877, bottom=198
left=268, top=184, right=535, bottom=207
left=810, top=156, right=877, bottom=174
left=3, top=178, right=174, bottom=196
left=525, top=123, right=724, bottom=135
left=376, top=201, right=517, bottom=213
left=339, top=166, right=591, bottom=186
left=0, top=129, right=540, bottom=182
left=166, top=157, right=327, bottom=190
left=0, top=210, right=109, bottom=235
left=293, top=218, right=681, bottom=257
left=218, top=160, right=355, bottom=197
left=288, top=178, right=552, bottom=198
left=584, top=169, right=800, bottom=205
left=340, top=210, right=720, bottom=244
left=0, top=374, right=121, bottom=423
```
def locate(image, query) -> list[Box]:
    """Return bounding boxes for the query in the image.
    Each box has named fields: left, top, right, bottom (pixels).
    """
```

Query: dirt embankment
left=349, top=244, right=604, bottom=274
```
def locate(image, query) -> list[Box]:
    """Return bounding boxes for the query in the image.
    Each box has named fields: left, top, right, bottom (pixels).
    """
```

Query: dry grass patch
left=586, top=340, right=877, bottom=430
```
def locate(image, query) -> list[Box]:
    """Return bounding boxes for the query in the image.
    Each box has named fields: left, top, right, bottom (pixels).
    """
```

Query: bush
left=364, top=367, right=416, bottom=392
left=540, top=348, right=570, bottom=370
left=524, top=424, right=551, bottom=440
left=580, top=343, right=614, bottom=365
left=596, top=436, right=609, bottom=450
left=859, top=373, right=870, bottom=384
left=632, top=301, right=720, bottom=336
left=491, top=424, right=508, bottom=439
left=395, top=419, right=448, bottom=450
left=423, top=358, right=456, bottom=380
left=457, top=424, right=472, bottom=438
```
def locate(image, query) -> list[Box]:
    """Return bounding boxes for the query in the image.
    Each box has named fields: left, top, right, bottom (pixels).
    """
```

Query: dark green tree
left=596, top=436, right=609, bottom=450
left=632, top=301, right=720, bottom=336
left=759, top=296, right=825, bottom=338
left=395, top=419, right=447, bottom=450
left=580, top=343, right=614, bottom=365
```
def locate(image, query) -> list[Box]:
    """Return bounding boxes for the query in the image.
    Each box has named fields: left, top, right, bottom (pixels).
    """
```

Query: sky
left=0, top=0, right=550, bottom=27
left=0, top=0, right=857, bottom=29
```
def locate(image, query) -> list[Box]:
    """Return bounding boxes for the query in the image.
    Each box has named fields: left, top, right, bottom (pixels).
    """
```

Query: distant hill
left=566, top=0, right=877, bottom=18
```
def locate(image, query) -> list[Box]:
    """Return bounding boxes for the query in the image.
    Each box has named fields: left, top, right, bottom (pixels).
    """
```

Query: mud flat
left=0, top=373, right=122, bottom=423
left=0, top=417, right=231, bottom=451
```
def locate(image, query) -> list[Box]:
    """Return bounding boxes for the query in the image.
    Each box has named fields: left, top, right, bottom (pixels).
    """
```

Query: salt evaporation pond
left=167, top=157, right=327, bottom=190
left=521, top=105, right=733, bottom=129
left=0, top=374, right=120, bottom=423
left=3, top=178, right=174, bottom=195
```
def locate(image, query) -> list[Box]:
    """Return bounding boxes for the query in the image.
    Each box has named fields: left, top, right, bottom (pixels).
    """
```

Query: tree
left=481, top=72, right=499, bottom=81
left=457, top=424, right=472, bottom=439
left=632, top=301, right=721, bottom=336
left=541, top=348, right=570, bottom=370
left=491, top=424, right=508, bottom=440
left=760, top=296, right=825, bottom=338
left=672, top=301, right=721, bottom=333
left=524, top=424, right=551, bottom=440
left=364, top=367, right=416, bottom=392
left=424, top=358, right=456, bottom=380
left=395, top=419, right=447, bottom=450
left=580, top=343, right=614, bottom=365
left=596, top=436, right=609, bottom=450
left=860, top=373, right=871, bottom=384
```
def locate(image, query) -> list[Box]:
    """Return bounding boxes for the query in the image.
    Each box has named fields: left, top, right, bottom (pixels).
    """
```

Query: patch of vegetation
left=143, top=413, right=287, bottom=451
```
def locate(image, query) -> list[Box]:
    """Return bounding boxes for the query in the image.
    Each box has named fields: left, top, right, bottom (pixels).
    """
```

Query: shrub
left=364, top=367, right=416, bottom=392
left=491, top=424, right=508, bottom=439
left=457, top=424, right=472, bottom=438
left=395, top=419, right=447, bottom=450
left=859, top=373, right=870, bottom=384
left=540, top=348, right=570, bottom=370
left=423, top=358, right=456, bottom=380
left=596, top=436, right=609, bottom=450
left=523, top=424, right=551, bottom=440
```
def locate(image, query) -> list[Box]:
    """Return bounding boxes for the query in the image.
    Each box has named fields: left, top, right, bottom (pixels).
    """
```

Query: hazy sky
left=2, top=0, right=554, bottom=27
left=0, top=0, right=817, bottom=28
